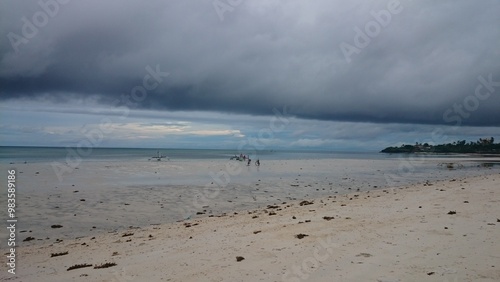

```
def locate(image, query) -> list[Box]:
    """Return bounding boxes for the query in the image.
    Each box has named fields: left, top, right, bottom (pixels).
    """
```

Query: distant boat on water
left=151, top=151, right=168, bottom=161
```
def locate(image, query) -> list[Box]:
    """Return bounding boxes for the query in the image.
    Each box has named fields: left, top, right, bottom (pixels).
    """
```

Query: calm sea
left=0, top=146, right=391, bottom=163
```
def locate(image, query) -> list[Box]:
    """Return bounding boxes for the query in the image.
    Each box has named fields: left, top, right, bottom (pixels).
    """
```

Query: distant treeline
left=381, top=137, right=500, bottom=154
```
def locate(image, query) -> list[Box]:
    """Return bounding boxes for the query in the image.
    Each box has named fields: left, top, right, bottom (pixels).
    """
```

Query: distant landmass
left=381, top=137, right=500, bottom=154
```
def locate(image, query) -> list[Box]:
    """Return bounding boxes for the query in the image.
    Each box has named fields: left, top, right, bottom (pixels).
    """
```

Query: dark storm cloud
left=1, top=0, right=499, bottom=126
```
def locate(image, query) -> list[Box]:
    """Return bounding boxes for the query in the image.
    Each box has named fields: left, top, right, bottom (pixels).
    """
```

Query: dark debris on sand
left=67, top=263, right=92, bottom=271
left=51, top=251, right=68, bottom=257
left=94, top=262, right=117, bottom=269
left=23, top=236, right=35, bottom=242
left=299, top=200, right=314, bottom=206
left=295, top=234, right=309, bottom=239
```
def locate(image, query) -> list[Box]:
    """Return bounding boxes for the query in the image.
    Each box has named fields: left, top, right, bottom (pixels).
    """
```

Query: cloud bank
left=1, top=0, right=499, bottom=149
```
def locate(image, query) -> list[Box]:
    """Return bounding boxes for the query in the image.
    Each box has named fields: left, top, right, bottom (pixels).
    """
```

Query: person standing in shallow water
left=247, top=158, right=251, bottom=166
left=256, top=159, right=260, bottom=166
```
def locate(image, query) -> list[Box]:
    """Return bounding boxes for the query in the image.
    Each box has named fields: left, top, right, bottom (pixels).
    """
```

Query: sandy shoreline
left=2, top=171, right=499, bottom=281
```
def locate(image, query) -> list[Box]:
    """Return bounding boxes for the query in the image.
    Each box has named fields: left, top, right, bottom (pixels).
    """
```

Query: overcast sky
left=1, top=0, right=499, bottom=151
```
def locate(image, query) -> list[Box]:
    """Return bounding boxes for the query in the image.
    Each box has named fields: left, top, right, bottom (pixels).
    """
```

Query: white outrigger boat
left=151, top=151, right=168, bottom=161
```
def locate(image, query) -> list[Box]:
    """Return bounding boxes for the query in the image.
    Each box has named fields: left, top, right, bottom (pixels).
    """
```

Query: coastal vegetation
left=381, top=137, right=500, bottom=154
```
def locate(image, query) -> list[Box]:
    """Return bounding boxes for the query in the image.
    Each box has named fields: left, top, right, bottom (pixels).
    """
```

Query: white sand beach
left=1, top=163, right=499, bottom=281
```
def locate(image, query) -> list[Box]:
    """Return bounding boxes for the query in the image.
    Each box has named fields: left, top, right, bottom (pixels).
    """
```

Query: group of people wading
left=230, top=154, right=260, bottom=166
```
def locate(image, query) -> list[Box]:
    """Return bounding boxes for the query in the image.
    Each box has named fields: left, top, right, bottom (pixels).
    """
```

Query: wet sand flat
left=1, top=157, right=497, bottom=242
